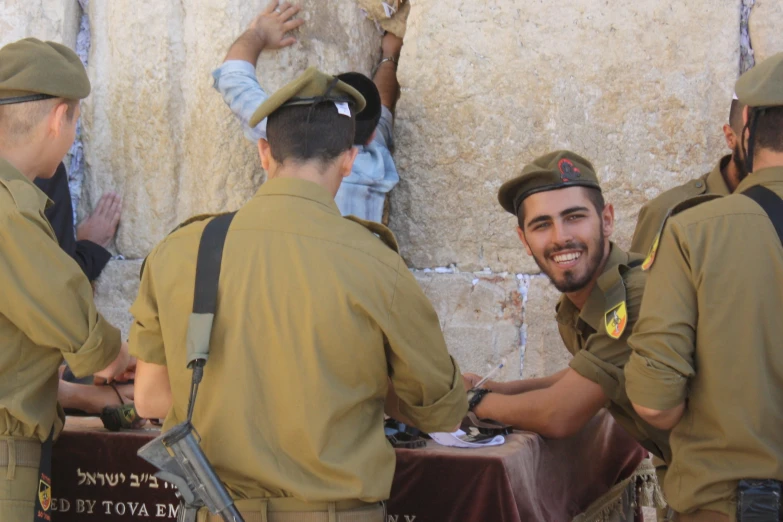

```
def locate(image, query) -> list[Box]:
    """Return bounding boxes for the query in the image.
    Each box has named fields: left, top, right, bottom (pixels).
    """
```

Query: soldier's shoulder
left=140, top=213, right=227, bottom=278
left=0, top=176, right=41, bottom=215
left=669, top=192, right=752, bottom=226
left=343, top=215, right=400, bottom=253
left=641, top=178, right=708, bottom=217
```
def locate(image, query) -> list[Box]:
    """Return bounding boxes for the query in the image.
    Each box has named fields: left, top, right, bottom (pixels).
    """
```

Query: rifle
left=137, top=213, right=244, bottom=522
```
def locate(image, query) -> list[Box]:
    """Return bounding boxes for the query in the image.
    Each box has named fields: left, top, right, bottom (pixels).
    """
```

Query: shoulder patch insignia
left=605, top=301, right=628, bottom=340
left=642, top=233, right=660, bottom=271
left=38, top=478, right=52, bottom=511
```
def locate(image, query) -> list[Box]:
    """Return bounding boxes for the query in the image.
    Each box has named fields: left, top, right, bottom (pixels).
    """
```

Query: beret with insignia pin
left=498, top=150, right=602, bottom=216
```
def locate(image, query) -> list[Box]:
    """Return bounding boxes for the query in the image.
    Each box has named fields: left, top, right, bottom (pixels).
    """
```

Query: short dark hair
left=517, top=187, right=605, bottom=227
left=752, top=106, right=783, bottom=153
left=266, top=102, right=355, bottom=164
left=337, top=72, right=381, bottom=146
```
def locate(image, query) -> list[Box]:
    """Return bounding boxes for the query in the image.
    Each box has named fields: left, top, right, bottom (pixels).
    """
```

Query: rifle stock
left=137, top=421, right=244, bottom=522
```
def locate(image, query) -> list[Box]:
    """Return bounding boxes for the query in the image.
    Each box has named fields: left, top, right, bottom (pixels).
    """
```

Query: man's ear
left=258, top=139, right=273, bottom=172
left=516, top=226, right=533, bottom=256
left=48, top=102, right=70, bottom=138
left=722, top=124, right=738, bottom=150
left=340, top=147, right=360, bottom=179
left=602, top=202, right=615, bottom=238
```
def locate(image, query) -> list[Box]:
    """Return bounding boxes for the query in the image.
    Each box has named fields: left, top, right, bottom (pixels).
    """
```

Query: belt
left=0, top=437, right=41, bottom=468
left=675, top=510, right=730, bottom=522
left=199, top=498, right=384, bottom=522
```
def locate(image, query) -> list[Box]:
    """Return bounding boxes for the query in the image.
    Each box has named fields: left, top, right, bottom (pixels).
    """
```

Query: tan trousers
left=0, top=438, right=42, bottom=522
left=199, top=498, right=385, bottom=522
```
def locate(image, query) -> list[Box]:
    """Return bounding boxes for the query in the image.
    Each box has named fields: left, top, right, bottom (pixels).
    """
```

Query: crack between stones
left=740, top=0, right=755, bottom=74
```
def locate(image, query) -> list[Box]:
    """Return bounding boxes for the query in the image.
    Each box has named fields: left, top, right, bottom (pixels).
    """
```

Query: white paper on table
left=429, top=429, right=505, bottom=448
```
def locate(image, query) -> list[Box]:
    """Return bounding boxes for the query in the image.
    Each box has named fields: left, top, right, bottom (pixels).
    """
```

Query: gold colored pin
left=605, top=301, right=628, bottom=340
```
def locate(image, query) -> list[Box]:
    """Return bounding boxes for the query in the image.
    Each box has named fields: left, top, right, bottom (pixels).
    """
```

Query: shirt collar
left=253, top=177, right=341, bottom=216
left=704, top=155, right=732, bottom=196
left=735, top=166, right=783, bottom=193
left=0, top=158, right=53, bottom=210
left=556, top=243, right=630, bottom=334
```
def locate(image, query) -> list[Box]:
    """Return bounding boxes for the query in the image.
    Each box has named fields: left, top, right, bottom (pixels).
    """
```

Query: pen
left=474, top=362, right=504, bottom=389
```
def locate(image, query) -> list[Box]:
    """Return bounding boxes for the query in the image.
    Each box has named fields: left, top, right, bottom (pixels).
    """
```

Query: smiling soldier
left=463, top=151, right=671, bottom=471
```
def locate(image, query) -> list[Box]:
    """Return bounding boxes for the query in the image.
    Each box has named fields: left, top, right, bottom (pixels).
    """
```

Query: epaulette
left=642, top=194, right=723, bottom=271
left=344, top=215, right=400, bottom=252
left=140, top=212, right=229, bottom=279
left=597, top=253, right=643, bottom=339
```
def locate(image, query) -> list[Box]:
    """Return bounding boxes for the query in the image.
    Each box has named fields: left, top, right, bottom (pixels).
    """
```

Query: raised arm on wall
left=224, top=0, right=304, bottom=65
left=374, top=33, right=402, bottom=113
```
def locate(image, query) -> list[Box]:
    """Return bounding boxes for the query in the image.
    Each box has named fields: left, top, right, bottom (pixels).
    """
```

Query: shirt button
left=695, top=181, right=704, bottom=188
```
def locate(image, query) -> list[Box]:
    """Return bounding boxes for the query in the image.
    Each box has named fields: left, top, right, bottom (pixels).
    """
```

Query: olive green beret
left=498, top=150, right=601, bottom=215
left=0, top=38, right=90, bottom=105
left=249, top=66, right=366, bottom=127
left=735, top=52, right=783, bottom=108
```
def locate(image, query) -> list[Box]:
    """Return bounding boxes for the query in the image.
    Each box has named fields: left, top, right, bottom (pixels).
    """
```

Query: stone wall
left=81, top=0, right=381, bottom=258
left=5, top=0, right=783, bottom=381
left=0, top=0, right=80, bottom=49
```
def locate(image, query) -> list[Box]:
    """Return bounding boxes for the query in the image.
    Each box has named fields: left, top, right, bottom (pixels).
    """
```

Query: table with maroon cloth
left=50, top=411, right=646, bottom=522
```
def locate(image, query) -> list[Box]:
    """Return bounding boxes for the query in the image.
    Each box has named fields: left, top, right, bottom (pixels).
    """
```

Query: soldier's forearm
left=374, top=61, right=400, bottom=113
left=224, top=31, right=266, bottom=66
left=487, top=368, right=568, bottom=395
left=134, top=360, right=173, bottom=419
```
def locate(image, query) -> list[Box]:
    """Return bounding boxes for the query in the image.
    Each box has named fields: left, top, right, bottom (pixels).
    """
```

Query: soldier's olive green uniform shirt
left=556, top=244, right=671, bottom=463
left=630, top=155, right=732, bottom=256
left=625, top=167, right=783, bottom=517
left=129, top=178, right=467, bottom=503
left=0, top=159, right=121, bottom=442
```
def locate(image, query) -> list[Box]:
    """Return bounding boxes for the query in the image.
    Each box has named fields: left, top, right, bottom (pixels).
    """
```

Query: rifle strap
left=742, top=185, right=783, bottom=245
left=184, top=212, right=237, bottom=419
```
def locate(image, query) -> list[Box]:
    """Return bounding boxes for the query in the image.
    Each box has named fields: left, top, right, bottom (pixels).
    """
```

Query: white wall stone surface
left=391, top=0, right=739, bottom=273
left=0, top=0, right=80, bottom=49
left=749, top=0, right=783, bottom=63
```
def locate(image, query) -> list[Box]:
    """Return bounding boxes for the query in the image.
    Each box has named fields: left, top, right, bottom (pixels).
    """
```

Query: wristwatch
left=467, top=388, right=491, bottom=412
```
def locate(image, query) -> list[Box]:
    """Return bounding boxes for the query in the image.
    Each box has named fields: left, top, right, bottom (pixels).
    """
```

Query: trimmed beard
left=533, top=227, right=607, bottom=293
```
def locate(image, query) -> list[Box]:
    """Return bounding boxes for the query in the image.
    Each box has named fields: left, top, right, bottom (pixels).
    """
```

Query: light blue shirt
left=212, top=61, right=399, bottom=223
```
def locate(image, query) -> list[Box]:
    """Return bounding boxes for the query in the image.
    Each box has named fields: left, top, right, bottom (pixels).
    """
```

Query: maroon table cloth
left=50, top=410, right=645, bottom=521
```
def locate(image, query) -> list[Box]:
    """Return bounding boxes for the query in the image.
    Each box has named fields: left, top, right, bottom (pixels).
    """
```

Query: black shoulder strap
left=192, top=212, right=236, bottom=315
left=183, top=212, right=236, bottom=421
left=742, top=185, right=783, bottom=245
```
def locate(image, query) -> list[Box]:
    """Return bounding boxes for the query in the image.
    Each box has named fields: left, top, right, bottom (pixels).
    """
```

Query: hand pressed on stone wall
left=225, top=0, right=305, bottom=64
left=76, top=191, right=122, bottom=248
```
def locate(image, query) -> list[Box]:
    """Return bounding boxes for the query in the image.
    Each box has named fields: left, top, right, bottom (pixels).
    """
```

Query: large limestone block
left=750, top=0, right=783, bottom=63
left=0, top=0, right=80, bottom=49
left=391, top=0, right=739, bottom=271
left=415, top=271, right=523, bottom=381
left=93, top=260, right=144, bottom=340
left=82, top=0, right=381, bottom=259
left=521, top=276, right=571, bottom=379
